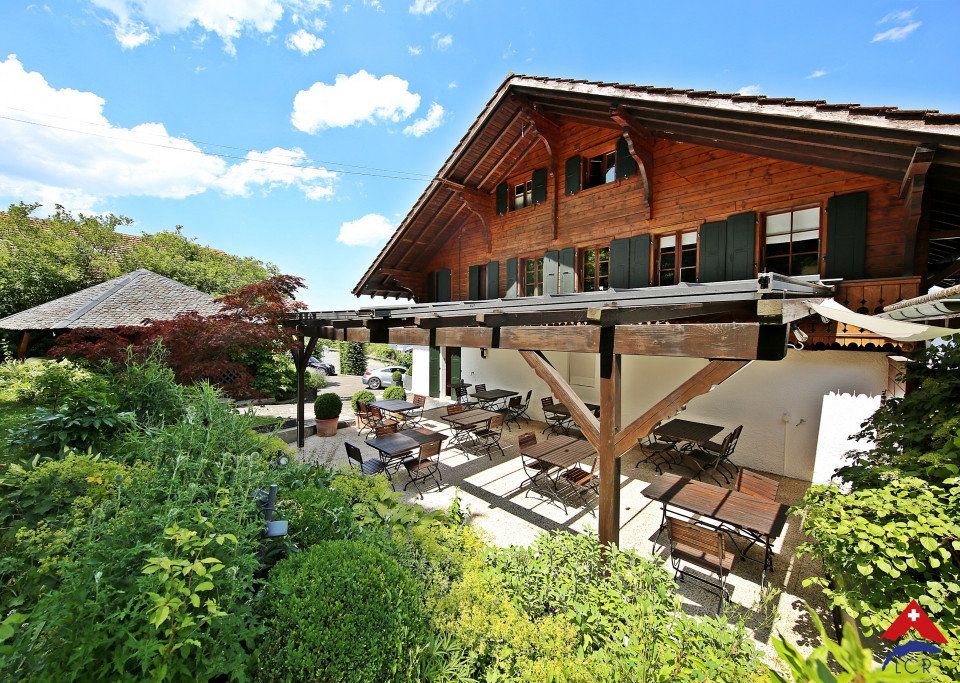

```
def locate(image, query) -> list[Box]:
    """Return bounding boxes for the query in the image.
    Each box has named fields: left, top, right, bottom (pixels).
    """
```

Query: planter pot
left=315, top=417, right=339, bottom=437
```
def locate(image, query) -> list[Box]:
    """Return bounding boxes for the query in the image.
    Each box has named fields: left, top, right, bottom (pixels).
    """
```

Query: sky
left=1, top=1, right=959, bottom=310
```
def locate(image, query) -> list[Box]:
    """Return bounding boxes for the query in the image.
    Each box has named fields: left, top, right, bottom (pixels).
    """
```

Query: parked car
left=307, top=356, right=337, bottom=376
left=361, top=366, right=406, bottom=390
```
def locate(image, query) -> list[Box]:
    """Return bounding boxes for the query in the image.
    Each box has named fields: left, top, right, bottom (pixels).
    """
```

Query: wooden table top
left=365, top=428, right=447, bottom=458
left=641, top=473, right=788, bottom=539
left=471, top=388, right=519, bottom=401
left=442, top=407, right=499, bottom=427
left=653, top=418, right=724, bottom=445
left=370, top=399, right=417, bottom=413
left=520, top=435, right=596, bottom=469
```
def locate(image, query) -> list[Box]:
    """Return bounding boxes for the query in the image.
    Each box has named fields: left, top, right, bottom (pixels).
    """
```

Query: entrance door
left=429, top=346, right=441, bottom=398
left=444, top=347, right=461, bottom=396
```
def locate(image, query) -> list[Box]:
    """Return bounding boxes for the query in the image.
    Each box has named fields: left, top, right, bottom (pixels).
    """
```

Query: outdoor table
left=542, top=402, right=601, bottom=436
left=520, top=435, right=596, bottom=485
left=441, top=407, right=498, bottom=449
left=370, top=399, right=418, bottom=415
left=470, top=388, right=518, bottom=409
left=641, top=473, right=789, bottom=586
left=652, top=418, right=723, bottom=446
left=365, top=427, right=447, bottom=461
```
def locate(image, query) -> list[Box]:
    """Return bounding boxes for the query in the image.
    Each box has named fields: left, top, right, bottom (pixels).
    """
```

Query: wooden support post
left=17, top=331, right=31, bottom=361
left=518, top=350, right=600, bottom=448
left=597, top=326, right=621, bottom=548
left=294, top=334, right=319, bottom=449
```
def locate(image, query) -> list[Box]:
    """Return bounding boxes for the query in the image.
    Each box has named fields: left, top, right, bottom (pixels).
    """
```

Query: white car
left=361, top=366, right=407, bottom=390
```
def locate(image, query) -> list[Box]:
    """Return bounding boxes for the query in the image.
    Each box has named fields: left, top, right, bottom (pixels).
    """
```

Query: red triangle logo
left=881, top=600, right=948, bottom=644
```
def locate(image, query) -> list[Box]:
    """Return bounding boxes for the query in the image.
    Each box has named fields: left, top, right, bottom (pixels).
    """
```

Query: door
left=444, top=347, right=461, bottom=395
left=429, top=346, right=440, bottom=398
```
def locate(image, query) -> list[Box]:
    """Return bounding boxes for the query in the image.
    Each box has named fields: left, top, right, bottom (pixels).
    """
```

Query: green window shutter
left=495, top=182, right=508, bottom=216
left=429, top=346, right=440, bottom=398
left=726, top=211, right=756, bottom=281
left=826, top=192, right=867, bottom=279
left=532, top=167, right=548, bottom=205
left=615, top=136, right=638, bottom=180
left=505, top=257, right=518, bottom=298
left=468, top=265, right=480, bottom=300
left=628, top=234, right=651, bottom=288
left=486, top=260, right=499, bottom=298
left=543, top=249, right=560, bottom=295
left=436, top=268, right=451, bottom=302
left=610, top=237, right=631, bottom=289
left=699, top=221, right=727, bottom=283
left=558, top=247, right=576, bottom=293
left=426, top=271, right=436, bottom=302
left=564, top=155, right=581, bottom=195
left=450, top=348, right=462, bottom=387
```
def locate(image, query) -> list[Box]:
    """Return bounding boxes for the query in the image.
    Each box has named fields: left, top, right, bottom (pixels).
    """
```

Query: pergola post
left=17, top=331, right=31, bottom=361
left=293, top=333, right=318, bottom=449
left=597, top=327, right=622, bottom=547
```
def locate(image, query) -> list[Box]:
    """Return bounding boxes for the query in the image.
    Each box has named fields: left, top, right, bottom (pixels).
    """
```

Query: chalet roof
left=354, top=73, right=960, bottom=299
left=0, top=269, right=221, bottom=331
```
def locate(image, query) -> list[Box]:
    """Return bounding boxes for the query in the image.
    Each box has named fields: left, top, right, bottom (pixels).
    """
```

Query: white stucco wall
left=414, top=345, right=887, bottom=482
left=411, top=346, right=431, bottom=396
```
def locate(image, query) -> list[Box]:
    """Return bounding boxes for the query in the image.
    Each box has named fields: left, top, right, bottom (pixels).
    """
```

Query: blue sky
left=1, top=1, right=958, bottom=309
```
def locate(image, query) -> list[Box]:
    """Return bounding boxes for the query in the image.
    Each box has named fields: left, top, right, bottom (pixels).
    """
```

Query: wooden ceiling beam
left=478, top=130, right=541, bottom=191
left=899, top=143, right=938, bottom=199
left=519, top=349, right=601, bottom=449
left=461, top=109, right=524, bottom=186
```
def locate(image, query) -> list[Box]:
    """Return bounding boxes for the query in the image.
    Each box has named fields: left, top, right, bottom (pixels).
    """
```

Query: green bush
left=351, top=389, right=375, bottom=413
left=0, top=358, right=110, bottom=408
left=382, top=385, right=406, bottom=401
left=276, top=485, right=359, bottom=547
left=110, top=346, right=186, bottom=426
left=252, top=541, right=428, bottom=683
left=391, top=369, right=404, bottom=385
left=245, top=350, right=298, bottom=401
left=306, top=370, right=327, bottom=391
left=341, top=341, right=367, bottom=376
left=313, top=392, right=343, bottom=420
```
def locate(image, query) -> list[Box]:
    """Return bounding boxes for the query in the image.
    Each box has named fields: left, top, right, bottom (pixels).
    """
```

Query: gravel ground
left=259, top=398, right=829, bottom=668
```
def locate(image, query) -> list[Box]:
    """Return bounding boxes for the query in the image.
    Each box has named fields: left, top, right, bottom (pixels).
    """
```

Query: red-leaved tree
left=50, top=275, right=305, bottom=397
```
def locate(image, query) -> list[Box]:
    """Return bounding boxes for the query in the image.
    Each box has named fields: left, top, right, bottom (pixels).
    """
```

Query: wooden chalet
left=291, top=75, right=960, bottom=547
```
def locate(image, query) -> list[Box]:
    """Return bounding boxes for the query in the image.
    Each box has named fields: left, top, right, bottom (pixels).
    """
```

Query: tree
left=341, top=342, right=367, bottom=376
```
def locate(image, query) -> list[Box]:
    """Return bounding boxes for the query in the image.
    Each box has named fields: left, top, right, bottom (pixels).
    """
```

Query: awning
left=808, top=299, right=957, bottom=342
left=879, top=284, right=960, bottom=322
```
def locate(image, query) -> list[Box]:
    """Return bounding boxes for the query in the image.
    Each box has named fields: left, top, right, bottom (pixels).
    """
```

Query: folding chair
left=355, top=401, right=376, bottom=437
left=402, top=394, right=427, bottom=429
left=445, top=403, right=472, bottom=449
left=363, top=406, right=399, bottom=441
left=472, top=413, right=505, bottom=460
left=667, top=518, right=734, bottom=614
left=518, top=432, right=551, bottom=489
left=541, top=397, right=569, bottom=437
left=403, top=440, right=443, bottom=498
left=344, top=442, right=386, bottom=476
left=723, top=468, right=781, bottom=562
left=499, top=395, right=525, bottom=431
left=454, top=385, right=473, bottom=405
left=559, top=456, right=600, bottom=510
left=686, top=425, right=742, bottom=485
left=635, top=434, right=678, bottom=474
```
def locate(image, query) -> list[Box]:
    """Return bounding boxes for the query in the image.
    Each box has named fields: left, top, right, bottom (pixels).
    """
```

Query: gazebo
left=0, top=269, right=221, bottom=358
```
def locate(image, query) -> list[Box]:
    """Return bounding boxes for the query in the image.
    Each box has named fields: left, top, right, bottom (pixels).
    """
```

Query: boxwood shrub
left=313, top=392, right=342, bottom=420
left=382, top=385, right=406, bottom=401
left=351, top=389, right=375, bottom=413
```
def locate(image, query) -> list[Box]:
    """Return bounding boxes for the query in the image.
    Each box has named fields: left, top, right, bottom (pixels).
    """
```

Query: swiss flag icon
left=881, top=600, right=948, bottom=644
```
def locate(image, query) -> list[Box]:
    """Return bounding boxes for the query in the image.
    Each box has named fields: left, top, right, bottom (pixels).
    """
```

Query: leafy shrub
left=1, top=358, right=109, bottom=408
left=110, top=346, right=186, bottom=426
left=5, top=393, right=135, bottom=458
left=247, top=351, right=298, bottom=401
left=276, top=485, right=359, bottom=547
left=330, top=469, right=443, bottom=532
left=313, top=392, right=342, bottom=420
left=341, top=341, right=367, bottom=376
left=383, top=385, right=406, bottom=401
left=391, top=369, right=404, bottom=385
left=351, top=389, right=375, bottom=413
left=306, top=370, right=326, bottom=390
left=252, top=541, right=428, bottom=683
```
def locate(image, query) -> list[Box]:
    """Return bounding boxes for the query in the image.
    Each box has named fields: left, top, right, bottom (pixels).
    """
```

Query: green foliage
left=367, top=344, right=412, bottom=369
left=392, top=369, right=405, bottom=384
left=313, top=392, right=343, bottom=420
left=351, top=389, right=375, bottom=413
left=252, top=540, right=428, bottom=683
left=383, top=385, right=407, bottom=401
left=794, top=478, right=960, bottom=680
left=342, top=341, right=367, bottom=376
left=306, top=370, right=327, bottom=390
left=771, top=604, right=924, bottom=682
left=330, top=469, right=444, bottom=532
left=0, top=358, right=109, bottom=407
left=276, top=485, right=359, bottom=547
left=246, top=351, right=298, bottom=401
left=109, top=346, right=186, bottom=427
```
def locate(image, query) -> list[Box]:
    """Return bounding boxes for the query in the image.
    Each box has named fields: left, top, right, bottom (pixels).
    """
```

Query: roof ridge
left=52, top=270, right=145, bottom=328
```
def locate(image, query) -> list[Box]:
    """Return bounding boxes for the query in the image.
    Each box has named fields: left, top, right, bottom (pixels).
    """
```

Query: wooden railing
left=799, top=276, right=922, bottom=350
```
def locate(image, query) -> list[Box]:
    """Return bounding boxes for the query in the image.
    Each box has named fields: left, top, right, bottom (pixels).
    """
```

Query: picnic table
left=365, top=427, right=447, bottom=461
left=641, top=473, right=789, bottom=585
left=520, top=435, right=596, bottom=483
left=652, top=418, right=723, bottom=446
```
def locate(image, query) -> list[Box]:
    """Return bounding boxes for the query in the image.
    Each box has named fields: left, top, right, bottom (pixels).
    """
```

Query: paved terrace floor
left=257, top=399, right=832, bottom=666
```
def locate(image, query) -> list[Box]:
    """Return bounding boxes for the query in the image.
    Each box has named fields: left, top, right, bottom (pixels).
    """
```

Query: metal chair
left=344, top=442, right=386, bottom=476
left=445, top=403, right=473, bottom=449
left=499, top=395, right=525, bottom=431
left=355, top=401, right=376, bottom=437
left=666, top=518, right=734, bottom=614
left=518, top=432, right=552, bottom=489
left=472, top=413, right=505, bottom=460
left=363, top=406, right=399, bottom=441
left=402, top=394, right=427, bottom=428
left=454, top=384, right=472, bottom=404
left=686, top=425, right=742, bottom=485
left=559, top=456, right=600, bottom=511
left=541, top=397, right=569, bottom=437
left=635, top=434, right=678, bottom=474
left=403, top=440, right=443, bottom=498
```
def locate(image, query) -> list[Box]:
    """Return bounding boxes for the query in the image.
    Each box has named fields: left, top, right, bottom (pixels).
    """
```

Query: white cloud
left=0, top=55, right=335, bottom=211
left=403, top=102, right=444, bottom=137
left=432, top=32, right=453, bottom=50
left=409, top=0, right=440, bottom=15
left=806, top=69, right=827, bottom=79
left=872, top=21, right=921, bottom=42
left=737, top=84, right=763, bottom=96
left=336, top=213, right=395, bottom=246
left=291, top=70, right=421, bottom=133
left=407, top=45, right=422, bottom=56
left=878, top=8, right=916, bottom=24
left=448, top=81, right=457, bottom=89
left=285, top=28, right=324, bottom=54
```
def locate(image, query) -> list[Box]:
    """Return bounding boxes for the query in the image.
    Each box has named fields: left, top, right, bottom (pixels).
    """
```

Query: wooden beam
left=903, top=172, right=928, bottom=276
left=462, top=109, right=524, bottom=186
left=613, top=323, right=787, bottom=360
left=457, top=192, right=492, bottom=253
left=597, top=331, right=621, bottom=548
left=389, top=326, right=430, bottom=346
left=899, top=144, right=937, bottom=199
left=613, top=360, right=748, bottom=457
left=435, top=326, right=493, bottom=348
left=610, top=106, right=655, bottom=207
left=477, top=128, right=539, bottom=190
left=513, top=94, right=563, bottom=137
left=499, top=325, right=601, bottom=353
left=928, top=257, right=960, bottom=286
left=518, top=350, right=600, bottom=449
left=345, top=327, right=371, bottom=342
left=17, top=331, right=30, bottom=360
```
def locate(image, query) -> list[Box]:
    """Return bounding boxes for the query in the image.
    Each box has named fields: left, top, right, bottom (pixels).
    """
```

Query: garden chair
left=355, top=401, right=377, bottom=437
left=666, top=518, right=733, bottom=614
left=472, top=413, right=505, bottom=460
left=685, top=425, right=742, bottom=485
left=402, top=394, right=427, bottom=428
left=363, top=406, right=399, bottom=441
left=721, top=468, right=781, bottom=561
left=559, top=456, right=600, bottom=509
left=344, top=442, right=386, bottom=476
left=635, top=434, right=678, bottom=474
left=540, top=397, right=569, bottom=438
left=403, top=440, right=442, bottom=498
left=499, top=395, right=525, bottom=431
left=517, top=432, right=552, bottom=490
left=445, top=403, right=473, bottom=449
left=454, top=385, right=474, bottom=405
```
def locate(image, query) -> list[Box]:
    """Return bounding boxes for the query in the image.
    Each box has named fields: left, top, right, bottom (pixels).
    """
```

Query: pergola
left=288, top=273, right=830, bottom=546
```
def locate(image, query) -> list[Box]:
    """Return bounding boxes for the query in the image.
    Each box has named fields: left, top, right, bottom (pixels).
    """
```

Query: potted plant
left=391, top=370, right=404, bottom=386
left=313, top=392, right=343, bottom=437
left=351, top=389, right=375, bottom=429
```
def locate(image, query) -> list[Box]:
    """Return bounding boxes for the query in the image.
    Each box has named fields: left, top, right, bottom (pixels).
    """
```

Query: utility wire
left=0, top=110, right=438, bottom=182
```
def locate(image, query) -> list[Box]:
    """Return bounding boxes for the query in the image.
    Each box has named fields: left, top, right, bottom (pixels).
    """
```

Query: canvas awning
left=808, top=299, right=957, bottom=342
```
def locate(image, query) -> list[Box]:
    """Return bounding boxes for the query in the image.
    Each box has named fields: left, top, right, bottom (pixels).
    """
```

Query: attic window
left=584, top=150, right=617, bottom=189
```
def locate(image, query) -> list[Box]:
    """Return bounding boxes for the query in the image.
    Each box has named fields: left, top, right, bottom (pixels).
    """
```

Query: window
left=511, top=181, right=533, bottom=211
left=764, top=206, right=820, bottom=276
left=584, top=149, right=617, bottom=189
left=522, top=256, right=544, bottom=296
left=656, top=231, right=698, bottom=285
left=579, top=246, right=610, bottom=291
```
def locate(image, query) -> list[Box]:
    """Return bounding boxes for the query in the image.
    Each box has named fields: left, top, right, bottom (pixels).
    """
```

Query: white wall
left=411, top=346, right=430, bottom=396
left=429, top=346, right=888, bottom=482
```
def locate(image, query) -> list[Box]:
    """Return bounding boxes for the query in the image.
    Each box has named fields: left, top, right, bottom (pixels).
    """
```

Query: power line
left=0, top=111, right=438, bottom=182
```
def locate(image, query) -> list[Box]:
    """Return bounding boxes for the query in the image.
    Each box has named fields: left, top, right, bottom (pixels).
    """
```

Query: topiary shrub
left=351, top=389, right=375, bottom=413
left=382, top=385, right=406, bottom=401
left=252, top=540, right=428, bottom=682
left=340, top=342, right=367, bottom=376
left=391, top=370, right=403, bottom=386
left=313, top=392, right=343, bottom=420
